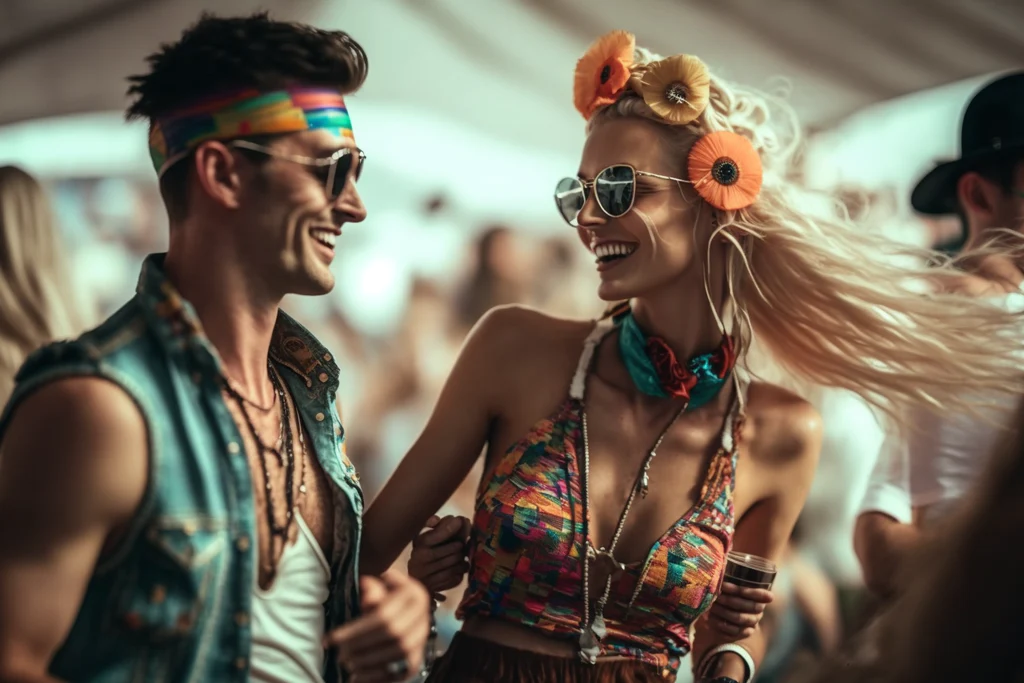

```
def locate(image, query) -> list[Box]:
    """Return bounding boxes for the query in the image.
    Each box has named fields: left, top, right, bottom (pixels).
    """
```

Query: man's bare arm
left=854, top=511, right=921, bottom=598
left=0, top=378, right=148, bottom=682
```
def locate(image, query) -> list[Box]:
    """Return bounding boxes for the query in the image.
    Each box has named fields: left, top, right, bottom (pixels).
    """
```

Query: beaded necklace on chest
left=577, top=311, right=736, bottom=664
left=223, top=360, right=309, bottom=583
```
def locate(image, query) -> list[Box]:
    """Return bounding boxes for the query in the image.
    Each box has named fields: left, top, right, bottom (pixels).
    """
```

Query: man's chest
left=222, top=389, right=337, bottom=588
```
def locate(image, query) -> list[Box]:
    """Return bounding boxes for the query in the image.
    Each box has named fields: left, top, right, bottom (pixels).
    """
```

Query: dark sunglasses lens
left=595, top=165, right=635, bottom=217
left=555, top=177, right=585, bottom=226
left=329, top=154, right=355, bottom=198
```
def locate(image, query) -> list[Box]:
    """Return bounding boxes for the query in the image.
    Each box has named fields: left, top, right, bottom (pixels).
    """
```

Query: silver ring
left=385, top=659, right=409, bottom=678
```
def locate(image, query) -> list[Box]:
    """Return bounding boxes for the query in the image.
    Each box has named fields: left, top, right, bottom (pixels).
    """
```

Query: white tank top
left=250, top=510, right=331, bottom=683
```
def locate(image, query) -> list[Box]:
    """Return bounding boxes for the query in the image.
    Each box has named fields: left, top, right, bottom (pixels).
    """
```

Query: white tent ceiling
left=1, top=0, right=1021, bottom=142
left=0, top=0, right=1020, bottom=222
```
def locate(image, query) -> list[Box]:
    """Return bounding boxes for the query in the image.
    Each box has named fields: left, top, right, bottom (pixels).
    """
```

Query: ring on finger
left=386, top=658, right=409, bottom=679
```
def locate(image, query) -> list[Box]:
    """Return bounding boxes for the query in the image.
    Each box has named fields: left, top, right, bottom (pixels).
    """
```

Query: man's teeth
left=312, top=229, right=337, bottom=248
left=593, top=242, right=637, bottom=260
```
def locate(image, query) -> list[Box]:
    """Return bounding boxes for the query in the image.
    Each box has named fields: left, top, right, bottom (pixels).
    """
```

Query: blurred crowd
left=19, top=169, right=958, bottom=682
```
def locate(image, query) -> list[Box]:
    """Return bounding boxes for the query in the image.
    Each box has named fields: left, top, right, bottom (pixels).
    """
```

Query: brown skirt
left=425, top=632, right=670, bottom=683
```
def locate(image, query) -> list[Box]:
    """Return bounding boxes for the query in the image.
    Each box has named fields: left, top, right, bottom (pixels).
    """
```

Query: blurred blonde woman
left=0, top=166, right=82, bottom=405
left=361, top=32, right=1024, bottom=683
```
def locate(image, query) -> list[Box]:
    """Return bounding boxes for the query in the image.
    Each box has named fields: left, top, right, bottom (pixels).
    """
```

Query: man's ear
left=192, top=140, right=244, bottom=210
left=957, top=171, right=999, bottom=231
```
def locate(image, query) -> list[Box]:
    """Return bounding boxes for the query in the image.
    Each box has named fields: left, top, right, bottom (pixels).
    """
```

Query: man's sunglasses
left=554, top=164, right=689, bottom=227
left=229, top=140, right=366, bottom=200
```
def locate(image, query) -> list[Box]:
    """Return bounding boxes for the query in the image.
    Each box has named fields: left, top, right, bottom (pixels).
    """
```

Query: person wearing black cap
left=913, top=71, right=1024, bottom=250
left=855, top=71, right=1024, bottom=599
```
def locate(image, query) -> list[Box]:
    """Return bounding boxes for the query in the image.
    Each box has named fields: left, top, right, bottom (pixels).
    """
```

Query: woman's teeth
left=594, top=242, right=637, bottom=263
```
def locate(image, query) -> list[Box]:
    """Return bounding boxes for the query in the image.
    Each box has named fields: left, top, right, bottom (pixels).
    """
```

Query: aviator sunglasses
left=554, top=164, right=689, bottom=227
left=229, top=140, right=366, bottom=200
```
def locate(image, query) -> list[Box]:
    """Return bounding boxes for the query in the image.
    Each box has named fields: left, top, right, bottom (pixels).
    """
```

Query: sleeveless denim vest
left=0, top=254, right=364, bottom=683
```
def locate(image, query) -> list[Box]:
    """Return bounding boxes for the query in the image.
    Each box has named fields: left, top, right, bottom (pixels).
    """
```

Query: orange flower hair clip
left=687, top=131, right=763, bottom=211
left=638, top=54, right=711, bottom=125
left=573, top=30, right=635, bottom=120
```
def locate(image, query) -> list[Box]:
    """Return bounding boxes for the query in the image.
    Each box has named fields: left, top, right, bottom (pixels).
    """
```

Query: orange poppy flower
left=639, top=54, right=710, bottom=125
left=573, top=30, right=635, bottom=120
left=687, top=131, right=763, bottom=211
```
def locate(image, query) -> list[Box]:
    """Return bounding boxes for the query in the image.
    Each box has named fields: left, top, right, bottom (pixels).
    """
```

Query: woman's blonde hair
left=591, top=48, right=1024, bottom=420
left=0, top=166, right=82, bottom=405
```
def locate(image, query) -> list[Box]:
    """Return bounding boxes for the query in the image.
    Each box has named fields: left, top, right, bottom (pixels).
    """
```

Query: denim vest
left=0, top=254, right=364, bottom=683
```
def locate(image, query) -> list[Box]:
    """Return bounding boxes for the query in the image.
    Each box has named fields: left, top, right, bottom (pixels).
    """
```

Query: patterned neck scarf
left=616, top=310, right=735, bottom=409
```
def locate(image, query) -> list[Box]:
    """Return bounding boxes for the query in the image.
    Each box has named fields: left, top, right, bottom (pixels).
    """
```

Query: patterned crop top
left=457, top=319, right=745, bottom=678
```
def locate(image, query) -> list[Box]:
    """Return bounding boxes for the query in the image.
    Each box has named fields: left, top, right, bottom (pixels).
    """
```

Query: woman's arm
left=692, top=400, right=823, bottom=682
left=360, top=306, right=527, bottom=576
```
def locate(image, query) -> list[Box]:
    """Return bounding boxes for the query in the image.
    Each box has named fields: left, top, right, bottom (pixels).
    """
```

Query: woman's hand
left=407, top=515, right=472, bottom=601
left=708, top=582, right=774, bottom=638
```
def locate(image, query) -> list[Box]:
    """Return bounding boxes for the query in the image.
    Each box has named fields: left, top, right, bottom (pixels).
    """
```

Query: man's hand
left=325, top=570, right=431, bottom=682
left=708, top=582, right=774, bottom=639
left=408, top=515, right=471, bottom=602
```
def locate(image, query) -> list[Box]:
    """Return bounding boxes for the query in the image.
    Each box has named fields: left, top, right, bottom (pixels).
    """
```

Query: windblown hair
left=125, top=12, right=369, bottom=222
left=591, top=47, right=1024, bottom=420
left=0, top=167, right=81, bottom=405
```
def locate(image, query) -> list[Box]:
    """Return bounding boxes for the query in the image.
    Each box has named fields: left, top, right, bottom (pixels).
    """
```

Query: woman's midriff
left=460, top=617, right=631, bottom=662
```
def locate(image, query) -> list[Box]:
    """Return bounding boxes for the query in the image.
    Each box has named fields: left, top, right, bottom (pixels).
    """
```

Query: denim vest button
left=319, top=372, right=328, bottom=383
left=323, top=353, right=332, bottom=362
left=315, top=412, right=325, bottom=422
left=177, top=613, right=193, bottom=632
left=227, top=442, right=241, bottom=455
left=234, top=612, right=250, bottom=627
left=236, top=535, right=251, bottom=552
left=234, top=657, right=247, bottom=670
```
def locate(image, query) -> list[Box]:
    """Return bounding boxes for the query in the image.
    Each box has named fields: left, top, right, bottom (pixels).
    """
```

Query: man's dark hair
left=946, top=152, right=1024, bottom=254
left=125, top=13, right=368, bottom=223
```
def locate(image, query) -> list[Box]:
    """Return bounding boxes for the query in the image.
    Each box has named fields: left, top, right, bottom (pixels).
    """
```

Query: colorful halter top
left=457, top=319, right=745, bottom=678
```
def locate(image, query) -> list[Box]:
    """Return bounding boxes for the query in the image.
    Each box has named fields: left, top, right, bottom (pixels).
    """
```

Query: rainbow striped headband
left=148, top=87, right=355, bottom=176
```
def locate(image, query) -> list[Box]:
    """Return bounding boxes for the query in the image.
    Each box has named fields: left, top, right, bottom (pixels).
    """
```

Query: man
left=0, top=13, right=430, bottom=683
left=856, top=71, right=1024, bottom=598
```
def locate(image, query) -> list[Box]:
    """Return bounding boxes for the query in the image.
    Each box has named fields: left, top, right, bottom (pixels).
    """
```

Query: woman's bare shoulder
left=741, top=381, right=823, bottom=472
left=470, top=304, right=597, bottom=364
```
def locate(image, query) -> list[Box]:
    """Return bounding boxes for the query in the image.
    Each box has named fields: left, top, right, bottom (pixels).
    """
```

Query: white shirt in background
left=859, top=287, right=1024, bottom=527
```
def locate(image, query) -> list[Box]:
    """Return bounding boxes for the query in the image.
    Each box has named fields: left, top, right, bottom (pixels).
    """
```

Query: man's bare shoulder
left=943, top=255, right=1023, bottom=296
left=0, top=377, right=148, bottom=523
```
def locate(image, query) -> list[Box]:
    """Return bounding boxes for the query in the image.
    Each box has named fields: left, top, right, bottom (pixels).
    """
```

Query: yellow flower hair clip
left=573, top=30, right=635, bottom=120
left=639, top=54, right=711, bottom=125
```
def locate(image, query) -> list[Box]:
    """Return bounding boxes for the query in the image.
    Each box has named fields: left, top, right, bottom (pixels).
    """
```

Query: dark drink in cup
left=724, top=551, right=777, bottom=590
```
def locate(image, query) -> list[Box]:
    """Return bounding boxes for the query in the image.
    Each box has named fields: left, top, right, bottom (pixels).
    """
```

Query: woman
left=0, top=166, right=82, bottom=406
left=361, top=33, right=1024, bottom=683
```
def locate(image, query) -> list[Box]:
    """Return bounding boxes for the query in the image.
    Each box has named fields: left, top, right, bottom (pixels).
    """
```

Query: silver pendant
left=591, top=613, right=607, bottom=640
left=578, top=627, right=600, bottom=664
left=591, top=548, right=626, bottom=579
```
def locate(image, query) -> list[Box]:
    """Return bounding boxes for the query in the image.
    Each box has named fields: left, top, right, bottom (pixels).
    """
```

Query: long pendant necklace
left=578, top=402, right=687, bottom=664
left=224, top=361, right=308, bottom=582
